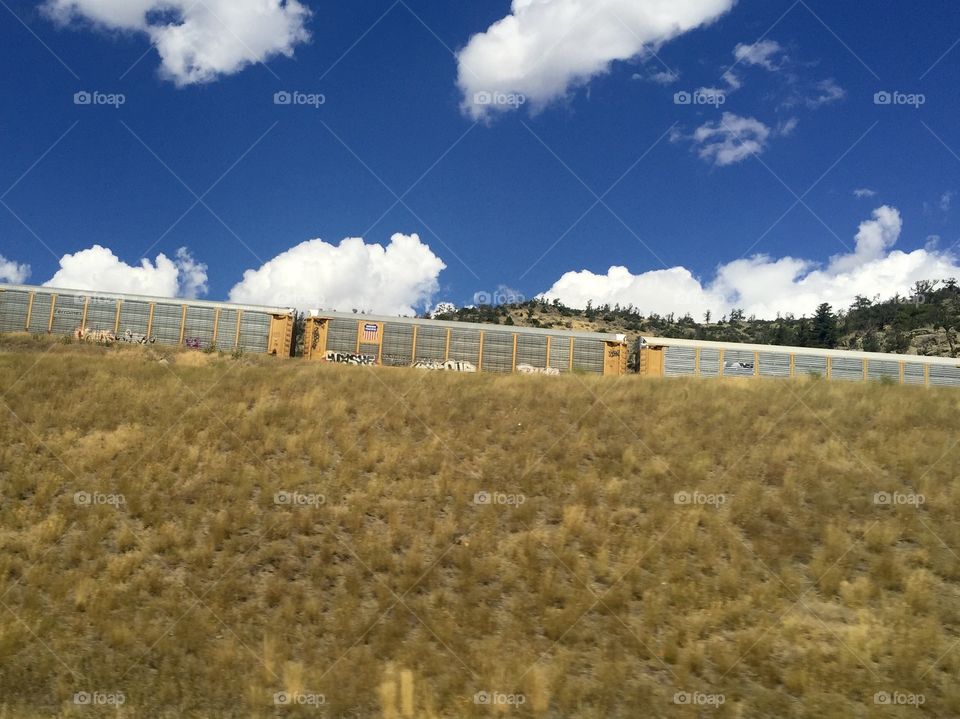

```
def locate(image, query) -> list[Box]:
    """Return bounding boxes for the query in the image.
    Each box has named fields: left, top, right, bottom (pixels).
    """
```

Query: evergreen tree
left=812, top=303, right=839, bottom=348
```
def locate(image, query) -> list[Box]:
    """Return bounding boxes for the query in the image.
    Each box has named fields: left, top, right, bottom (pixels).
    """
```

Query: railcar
left=302, top=312, right=629, bottom=376
left=637, top=336, right=960, bottom=387
left=0, top=283, right=294, bottom=356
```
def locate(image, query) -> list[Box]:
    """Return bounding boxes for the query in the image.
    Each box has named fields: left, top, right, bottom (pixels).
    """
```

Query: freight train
left=2, top=282, right=959, bottom=386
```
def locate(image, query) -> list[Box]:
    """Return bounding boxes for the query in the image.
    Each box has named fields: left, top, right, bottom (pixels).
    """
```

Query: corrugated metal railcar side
left=0, top=284, right=294, bottom=356
left=303, top=312, right=628, bottom=376
left=638, top=336, right=960, bottom=388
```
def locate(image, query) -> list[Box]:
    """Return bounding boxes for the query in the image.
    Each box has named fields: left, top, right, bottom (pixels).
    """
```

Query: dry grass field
left=1, top=333, right=959, bottom=717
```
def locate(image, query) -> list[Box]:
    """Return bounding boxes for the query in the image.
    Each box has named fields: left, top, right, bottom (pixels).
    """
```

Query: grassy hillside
left=1, top=334, right=959, bottom=717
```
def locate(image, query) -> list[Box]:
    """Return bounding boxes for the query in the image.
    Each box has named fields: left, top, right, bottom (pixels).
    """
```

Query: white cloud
left=733, top=39, right=785, bottom=71
left=43, top=0, right=310, bottom=85
left=540, top=206, right=960, bottom=319
left=43, top=246, right=208, bottom=298
left=457, top=0, right=736, bottom=119
left=776, top=117, right=799, bottom=136
left=941, top=191, right=954, bottom=212
left=228, top=233, right=446, bottom=315
left=0, top=254, right=31, bottom=283
left=804, top=78, right=846, bottom=108
left=689, top=112, right=772, bottom=167
left=646, top=68, right=681, bottom=85
left=854, top=188, right=877, bottom=199
left=721, top=70, right=742, bottom=90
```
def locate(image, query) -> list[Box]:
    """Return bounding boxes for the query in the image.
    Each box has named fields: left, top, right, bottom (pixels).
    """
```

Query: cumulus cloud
left=540, top=206, right=960, bottom=319
left=0, top=254, right=31, bottom=283
left=44, top=246, right=208, bottom=298
left=457, top=0, right=735, bottom=119
left=43, top=0, right=310, bottom=85
left=688, top=113, right=772, bottom=167
left=854, top=188, right=877, bottom=199
left=228, top=233, right=446, bottom=315
left=733, top=39, right=785, bottom=71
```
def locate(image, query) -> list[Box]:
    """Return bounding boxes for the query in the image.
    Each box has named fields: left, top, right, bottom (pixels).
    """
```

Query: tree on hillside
left=862, top=330, right=881, bottom=353
left=812, top=303, right=839, bottom=348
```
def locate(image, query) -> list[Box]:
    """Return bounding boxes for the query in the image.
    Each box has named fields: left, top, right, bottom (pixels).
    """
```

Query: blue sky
left=1, top=0, right=959, bottom=318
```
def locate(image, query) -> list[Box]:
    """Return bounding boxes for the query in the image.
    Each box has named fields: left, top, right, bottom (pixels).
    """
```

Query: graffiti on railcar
left=413, top=360, right=478, bottom=373
left=185, top=337, right=202, bottom=349
left=75, top=327, right=117, bottom=344
left=74, top=327, right=156, bottom=345
left=325, top=351, right=376, bottom=365
left=516, top=364, right=560, bottom=376
left=118, top=330, right=155, bottom=345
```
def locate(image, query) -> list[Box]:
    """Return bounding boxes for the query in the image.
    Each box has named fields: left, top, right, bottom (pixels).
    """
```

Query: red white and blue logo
left=362, top=323, right=380, bottom=342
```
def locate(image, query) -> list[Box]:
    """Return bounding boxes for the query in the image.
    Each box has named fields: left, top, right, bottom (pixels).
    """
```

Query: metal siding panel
left=414, top=326, right=446, bottom=362
left=516, top=334, right=548, bottom=368
left=27, top=294, right=52, bottom=333
left=903, top=363, right=926, bottom=386
left=184, top=306, right=216, bottom=347
left=723, top=349, right=756, bottom=377
left=758, top=352, right=791, bottom=378
left=50, top=291, right=85, bottom=335
left=868, top=360, right=901, bottom=382
left=238, top=312, right=270, bottom=353
left=448, top=328, right=481, bottom=365
left=549, top=337, right=570, bottom=373
left=481, top=331, right=514, bottom=373
left=150, top=303, right=184, bottom=345
left=794, top=354, right=828, bottom=378
left=214, top=309, right=239, bottom=348
left=831, top=357, right=863, bottom=382
left=117, top=300, right=152, bottom=336
left=573, top=339, right=604, bottom=374
left=327, top=318, right=358, bottom=353
left=929, top=365, right=960, bottom=387
left=0, top=290, right=30, bottom=332
left=382, top=322, right=415, bottom=366
left=699, top=348, right=720, bottom=377
left=664, top=346, right=696, bottom=377
left=84, top=298, right=117, bottom=331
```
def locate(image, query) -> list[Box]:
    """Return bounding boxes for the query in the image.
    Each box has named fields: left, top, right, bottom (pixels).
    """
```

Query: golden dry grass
left=1, top=333, right=959, bottom=717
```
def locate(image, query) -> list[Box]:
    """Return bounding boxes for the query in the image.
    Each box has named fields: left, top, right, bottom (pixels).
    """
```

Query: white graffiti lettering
left=516, top=364, right=560, bottom=376
left=413, top=360, right=478, bottom=373
left=324, top=351, right=376, bottom=365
